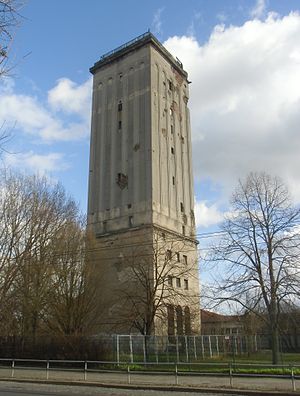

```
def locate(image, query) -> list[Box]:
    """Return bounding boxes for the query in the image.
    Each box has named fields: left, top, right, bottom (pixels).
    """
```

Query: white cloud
left=194, top=200, right=223, bottom=228
left=5, top=151, right=69, bottom=174
left=250, top=0, right=267, bottom=19
left=152, top=8, right=164, bottom=35
left=0, top=78, right=91, bottom=142
left=48, top=78, right=92, bottom=120
left=164, top=12, right=300, bottom=202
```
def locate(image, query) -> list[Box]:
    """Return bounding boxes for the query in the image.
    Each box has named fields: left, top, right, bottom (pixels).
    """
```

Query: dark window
left=119, top=73, right=123, bottom=80
left=176, top=278, right=181, bottom=288
left=171, top=125, right=174, bottom=134
left=127, top=203, right=132, bottom=209
left=118, top=121, right=122, bottom=130
left=129, top=216, right=133, bottom=227
left=118, top=102, right=122, bottom=111
left=167, top=305, right=175, bottom=336
left=176, top=306, right=183, bottom=335
left=182, top=225, right=185, bottom=235
left=166, top=249, right=172, bottom=260
left=168, top=80, right=173, bottom=91
left=172, top=176, right=175, bottom=185
left=184, top=279, right=189, bottom=290
left=184, top=307, right=191, bottom=334
left=183, top=255, right=187, bottom=265
left=180, top=202, right=184, bottom=212
left=171, top=147, right=174, bottom=154
left=176, top=252, right=180, bottom=262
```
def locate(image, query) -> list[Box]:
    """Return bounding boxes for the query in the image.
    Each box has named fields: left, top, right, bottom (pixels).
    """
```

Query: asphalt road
left=0, top=381, right=235, bottom=396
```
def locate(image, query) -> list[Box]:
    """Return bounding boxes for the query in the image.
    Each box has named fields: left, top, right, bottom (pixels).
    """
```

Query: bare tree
left=116, top=230, right=200, bottom=336
left=0, top=0, right=21, bottom=77
left=205, top=172, right=300, bottom=364
left=46, top=220, right=96, bottom=336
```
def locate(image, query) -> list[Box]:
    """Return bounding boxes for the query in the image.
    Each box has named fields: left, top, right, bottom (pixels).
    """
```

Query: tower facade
left=88, top=32, right=200, bottom=335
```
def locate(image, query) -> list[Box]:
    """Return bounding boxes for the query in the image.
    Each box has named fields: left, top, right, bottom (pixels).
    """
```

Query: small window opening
left=171, top=147, right=174, bottom=154
left=180, top=202, right=184, bottom=212
left=129, top=216, right=133, bottom=227
left=172, top=176, right=175, bottom=185
left=176, top=252, right=180, bottom=262
left=171, top=125, right=174, bottom=134
left=118, top=120, right=122, bottom=130
left=182, top=225, right=185, bottom=235
left=127, top=203, right=132, bottom=209
left=119, top=73, right=123, bottom=80
left=184, top=279, right=189, bottom=290
left=166, top=249, right=172, bottom=260
left=176, top=278, right=181, bottom=288
left=183, top=255, right=187, bottom=265
left=118, top=102, right=122, bottom=111
left=168, top=80, right=173, bottom=91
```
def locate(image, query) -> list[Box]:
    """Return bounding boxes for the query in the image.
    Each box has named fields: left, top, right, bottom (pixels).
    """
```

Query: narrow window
left=182, top=225, right=185, bottom=235
left=127, top=203, right=132, bottom=209
left=183, top=255, right=187, bottom=265
left=168, top=80, right=173, bottom=91
left=171, top=147, right=174, bottom=154
left=129, top=215, right=133, bottom=227
left=171, top=125, right=174, bottom=134
left=184, top=279, right=189, bottom=290
left=180, top=202, right=184, bottom=212
left=172, top=176, right=175, bottom=185
left=168, top=276, right=173, bottom=287
left=176, top=252, right=180, bottom=262
left=176, top=278, right=181, bottom=288
left=119, top=73, right=123, bottom=80
left=118, top=120, right=122, bottom=130
left=166, top=249, right=172, bottom=260
left=118, top=101, right=122, bottom=111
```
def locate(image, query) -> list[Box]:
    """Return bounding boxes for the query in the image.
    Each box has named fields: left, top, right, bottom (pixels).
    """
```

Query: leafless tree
left=117, top=230, right=200, bottom=336
left=46, top=220, right=96, bottom=336
left=204, top=172, right=300, bottom=364
left=0, top=0, right=22, bottom=77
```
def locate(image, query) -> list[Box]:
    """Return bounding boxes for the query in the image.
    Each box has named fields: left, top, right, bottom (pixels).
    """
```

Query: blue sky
left=1, top=0, right=300, bottom=241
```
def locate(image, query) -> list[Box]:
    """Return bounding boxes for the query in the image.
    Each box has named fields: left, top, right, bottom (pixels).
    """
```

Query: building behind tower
left=87, top=32, right=201, bottom=335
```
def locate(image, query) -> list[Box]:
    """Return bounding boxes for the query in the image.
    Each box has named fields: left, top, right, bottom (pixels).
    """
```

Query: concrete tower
left=88, top=32, right=200, bottom=335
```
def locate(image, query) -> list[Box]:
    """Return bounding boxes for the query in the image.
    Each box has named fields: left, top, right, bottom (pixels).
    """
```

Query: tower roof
left=90, top=31, right=187, bottom=77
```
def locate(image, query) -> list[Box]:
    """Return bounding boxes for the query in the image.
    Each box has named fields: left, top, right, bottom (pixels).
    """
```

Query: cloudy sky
left=1, top=0, right=300, bottom=235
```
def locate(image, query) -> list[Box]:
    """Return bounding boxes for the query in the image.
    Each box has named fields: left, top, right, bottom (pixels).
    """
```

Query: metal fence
left=109, top=334, right=258, bottom=363
left=0, top=358, right=299, bottom=392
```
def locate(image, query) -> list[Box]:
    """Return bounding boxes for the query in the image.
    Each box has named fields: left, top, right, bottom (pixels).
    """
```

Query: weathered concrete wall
left=87, top=34, right=200, bottom=335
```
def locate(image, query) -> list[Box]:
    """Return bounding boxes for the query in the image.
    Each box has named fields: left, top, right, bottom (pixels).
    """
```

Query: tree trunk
left=271, top=326, right=280, bottom=365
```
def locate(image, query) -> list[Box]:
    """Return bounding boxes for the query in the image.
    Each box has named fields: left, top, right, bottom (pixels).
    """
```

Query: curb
left=0, top=378, right=298, bottom=396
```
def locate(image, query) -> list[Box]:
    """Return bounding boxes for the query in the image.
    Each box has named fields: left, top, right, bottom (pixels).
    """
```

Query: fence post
left=84, top=361, right=87, bottom=381
left=229, top=362, right=233, bottom=387
left=116, top=335, right=120, bottom=365
left=208, top=335, right=212, bottom=358
left=176, top=336, right=179, bottom=362
left=129, top=335, right=133, bottom=363
left=291, top=366, right=296, bottom=391
left=175, top=363, right=178, bottom=385
left=127, top=365, right=131, bottom=384
left=201, top=335, right=204, bottom=358
left=193, top=336, right=197, bottom=360
left=11, top=360, right=14, bottom=378
left=46, top=361, right=49, bottom=380
left=185, top=336, right=189, bottom=362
